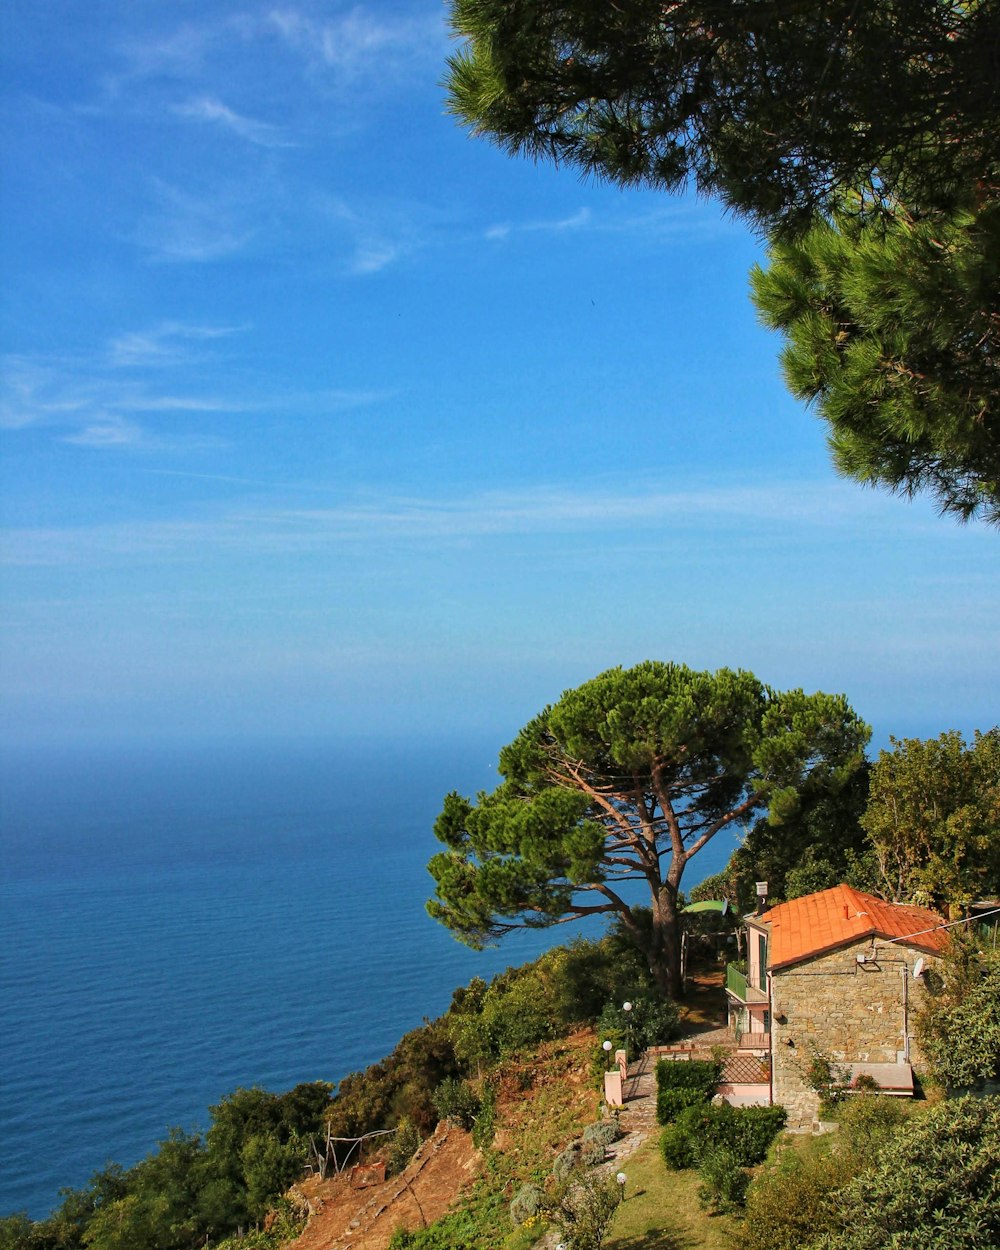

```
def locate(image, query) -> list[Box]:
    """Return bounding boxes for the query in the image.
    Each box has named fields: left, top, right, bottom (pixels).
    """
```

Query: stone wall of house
left=769, top=939, right=937, bottom=1127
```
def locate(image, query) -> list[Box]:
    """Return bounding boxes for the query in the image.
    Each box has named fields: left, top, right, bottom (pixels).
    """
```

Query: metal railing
left=726, top=962, right=749, bottom=999
left=726, top=962, right=768, bottom=1003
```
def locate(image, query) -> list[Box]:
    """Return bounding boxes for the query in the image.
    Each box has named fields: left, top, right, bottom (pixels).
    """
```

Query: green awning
left=682, top=899, right=730, bottom=916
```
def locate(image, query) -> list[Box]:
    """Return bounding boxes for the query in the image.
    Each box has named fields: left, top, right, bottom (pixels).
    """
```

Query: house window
left=757, top=934, right=768, bottom=990
left=763, top=1010, right=770, bottom=1034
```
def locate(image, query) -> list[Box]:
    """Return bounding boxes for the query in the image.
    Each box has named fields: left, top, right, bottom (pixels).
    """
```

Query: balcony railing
left=726, top=962, right=768, bottom=1003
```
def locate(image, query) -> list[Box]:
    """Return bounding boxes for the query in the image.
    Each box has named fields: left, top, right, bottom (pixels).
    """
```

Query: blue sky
left=2, top=0, right=998, bottom=754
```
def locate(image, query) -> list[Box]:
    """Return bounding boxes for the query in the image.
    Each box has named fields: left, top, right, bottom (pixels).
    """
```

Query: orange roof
left=754, top=885, right=949, bottom=970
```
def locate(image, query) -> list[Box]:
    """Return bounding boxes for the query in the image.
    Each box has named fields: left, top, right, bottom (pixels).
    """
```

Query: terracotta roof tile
left=757, top=885, right=949, bottom=970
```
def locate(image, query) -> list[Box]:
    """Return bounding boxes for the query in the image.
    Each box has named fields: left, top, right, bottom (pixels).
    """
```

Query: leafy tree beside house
left=427, top=661, right=868, bottom=999
left=916, top=935, right=1000, bottom=1091
left=861, top=729, right=1000, bottom=910
left=691, top=762, right=870, bottom=910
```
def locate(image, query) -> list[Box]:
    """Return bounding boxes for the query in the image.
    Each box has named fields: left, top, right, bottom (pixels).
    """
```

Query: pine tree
left=446, top=0, right=1000, bottom=230
left=750, top=199, right=1000, bottom=523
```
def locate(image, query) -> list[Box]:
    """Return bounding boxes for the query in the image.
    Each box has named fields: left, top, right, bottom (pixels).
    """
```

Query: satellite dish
left=913, top=958, right=926, bottom=979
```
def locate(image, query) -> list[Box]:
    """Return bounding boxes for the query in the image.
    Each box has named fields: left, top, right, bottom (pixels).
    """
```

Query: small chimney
left=755, top=881, right=768, bottom=916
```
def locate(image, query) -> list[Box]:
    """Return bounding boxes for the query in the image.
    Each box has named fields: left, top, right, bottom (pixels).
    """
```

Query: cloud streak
left=173, top=96, right=295, bottom=147
left=133, top=178, right=256, bottom=262
left=2, top=478, right=975, bottom=568
left=266, top=6, right=446, bottom=90
left=1, top=326, right=393, bottom=450
left=0, top=343, right=246, bottom=438
left=484, top=201, right=741, bottom=247
left=107, top=322, right=246, bottom=368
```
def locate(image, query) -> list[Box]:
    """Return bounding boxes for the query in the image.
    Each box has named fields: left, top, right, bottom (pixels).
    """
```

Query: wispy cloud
left=112, top=20, right=218, bottom=87
left=0, top=327, right=246, bottom=442
left=134, top=178, right=256, bottom=262
left=107, top=322, right=246, bottom=368
left=266, top=6, right=446, bottom=89
left=1, top=326, right=389, bottom=448
left=63, top=415, right=147, bottom=448
left=173, top=96, right=294, bottom=147
left=484, top=201, right=740, bottom=246
left=320, top=195, right=423, bottom=275
left=485, top=208, right=592, bottom=241
left=3, top=479, right=974, bottom=568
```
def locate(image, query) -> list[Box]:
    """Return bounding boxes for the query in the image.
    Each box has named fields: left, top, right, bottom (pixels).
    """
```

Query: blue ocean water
left=0, top=737, right=737, bottom=1219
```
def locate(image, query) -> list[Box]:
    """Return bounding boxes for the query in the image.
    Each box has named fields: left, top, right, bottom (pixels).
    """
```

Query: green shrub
left=916, top=940, right=1000, bottom=1090
left=596, top=996, right=681, bottom=1056
left=549, top=1174, right=622, bottom=1250
left=697, top=1146, right=750, bottom=1213
left=816, top=1096, right=1000, bottom=1250
left=741, top=1139, right=844, bottom=1250
left=655, top=1086, right=711, bottom=1124
left=720, top=1104, right=788, bottom=1166
left=582, top=1118, right=620, bottom=1148
left=431, top=1078, right=480, bottom=1130
left=471, top=1081, right=497, bottom=1150
left=833, top=1091, right=907, bottom=1167
left=509, top=1183, right=545, bottom=1226
left=660, top=1110, right=701, bottom=1170
left=386, top=1118, right=421, bottom=1176
left=654, top=1058, right=721, bottom=1123
left=659, top=1102, right=786, bottom=1171
left=655, top=1058, right=722, bottom=1094
left=449, top=964, right=559, bottom=1068
left=580, top=1138, right=606, bottom=1167
left=387, top=1208, right=489, bottom=1250
left=803, top=1048, right=851, bottom=1116
left=330, top=1017, right=459, bottom=1138
left=553, top=1143, right=582, bottom=1181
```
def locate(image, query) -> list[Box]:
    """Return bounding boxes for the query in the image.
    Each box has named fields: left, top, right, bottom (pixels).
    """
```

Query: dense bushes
left=431, top=1078, right=480, bottom=1130
left=582, top=1118, right=620, bottom=1149
left=328, top=1016, right=460, bottom=1140
left=508, top=1183, right=545, bottom=1226
left=596, top=996, right=681, bottom=1054
left=449, top=927, right=674, bottom=1071
left=386, top=1118, right=422, bottom=1176
left=660, top=1102, right=787, bottom=1172
left=697, top=1147, right=750, bottom=1213
left=815, top=1096, right=1000, bottom=1250
left=917, top=939, right=1000, bottom=1090
left=740, top=1094, right=986, bottom=1250
left=0, top=1084, right=333, bottom=1250
left=553, top=1142, right=582, bottom=1181
left=470, top=1080, right=497, bottom=1149
left=660, top=1099, right=787, bottom=1217
left=740, top=1137, right=845, bottom=1250
left=654, top=1059, right=721, bottom=1124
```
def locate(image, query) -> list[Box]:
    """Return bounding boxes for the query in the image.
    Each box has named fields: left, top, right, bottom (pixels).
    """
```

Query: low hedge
left=655, top=1059, right=722, bottom=1124
left=661, top=1102, right=787, bottom=1171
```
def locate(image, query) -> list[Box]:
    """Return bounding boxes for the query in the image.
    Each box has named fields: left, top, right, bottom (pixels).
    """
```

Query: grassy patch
left=605, top=1135, right=737, bottom=1250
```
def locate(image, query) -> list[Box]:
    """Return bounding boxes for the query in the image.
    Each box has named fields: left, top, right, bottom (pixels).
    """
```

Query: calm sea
left=0, top=736, right=736, bottom=1218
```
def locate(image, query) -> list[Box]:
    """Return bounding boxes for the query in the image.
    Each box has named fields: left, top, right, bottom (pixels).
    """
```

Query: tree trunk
left=649, top=888, right=683, bottom=1000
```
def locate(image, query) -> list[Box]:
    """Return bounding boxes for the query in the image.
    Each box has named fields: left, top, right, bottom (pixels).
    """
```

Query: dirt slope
left=283, top=1121, right=478, bottom=1250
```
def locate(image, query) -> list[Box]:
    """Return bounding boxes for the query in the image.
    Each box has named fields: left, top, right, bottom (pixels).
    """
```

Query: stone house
left=725, top=884, right=950, bottom=1126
